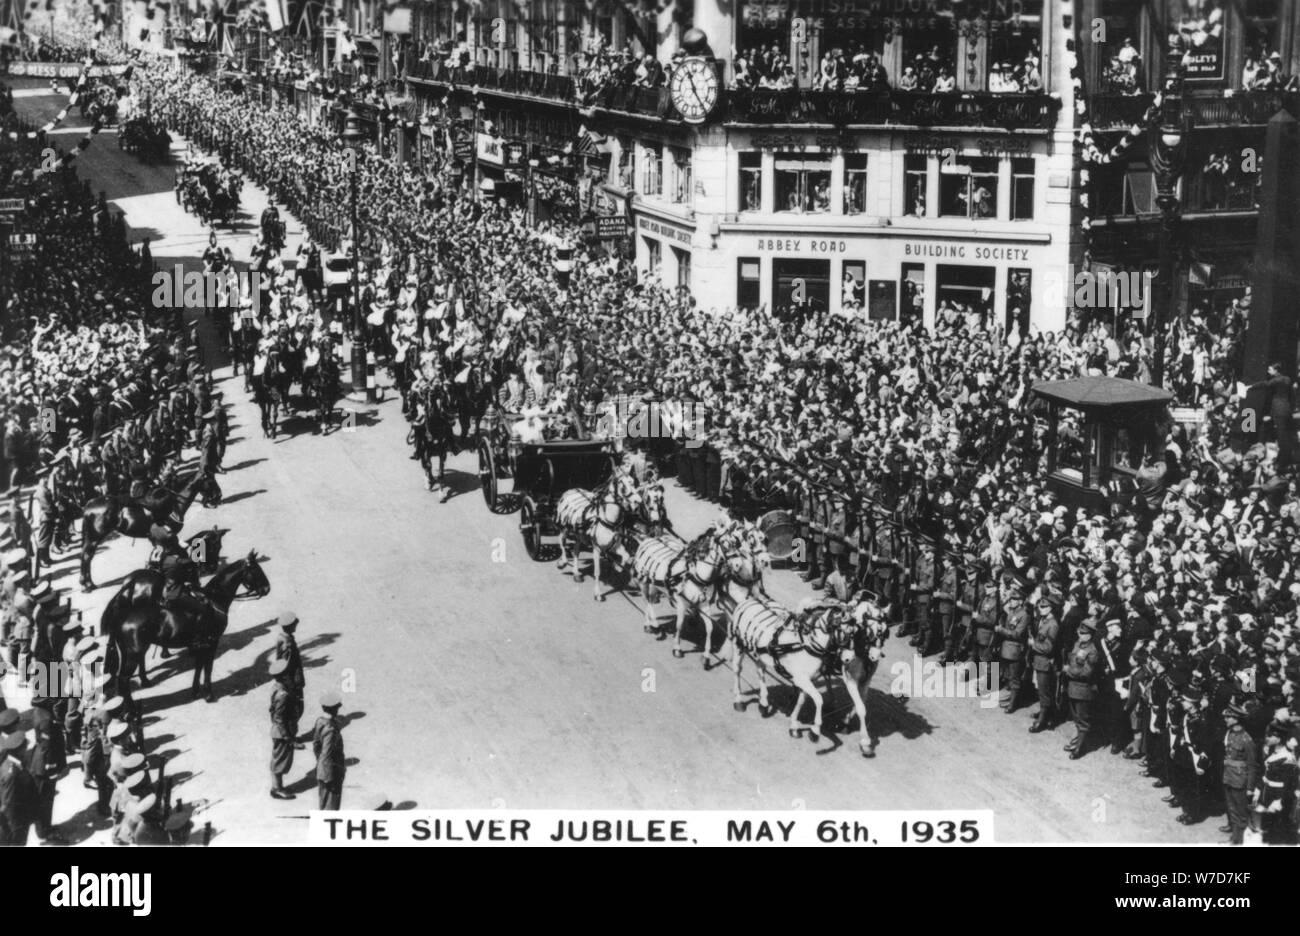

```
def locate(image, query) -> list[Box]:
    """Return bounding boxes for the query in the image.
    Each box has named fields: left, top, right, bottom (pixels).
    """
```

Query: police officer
left=1028, top=595, right=1060, bottom=733
left=928, top=553, right=958, bottom=658
left=994, top=578, right=1030, bottom=714
left=1220, top=703, right=1260, bottom=845
left=269, top=658, right=299, bottom=800
left=940, top=557, right=980, bottom=665
left=314, top=691, right=346, bottom=811
left=1063, top=618, right=1102, bottom=759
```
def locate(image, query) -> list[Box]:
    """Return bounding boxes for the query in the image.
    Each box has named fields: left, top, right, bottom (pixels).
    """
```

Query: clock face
left=670, top=57, right=719, bottom=124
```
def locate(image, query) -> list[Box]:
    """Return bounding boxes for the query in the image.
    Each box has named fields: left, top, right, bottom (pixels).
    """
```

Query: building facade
left=235, top=1, right=1299, bottom=337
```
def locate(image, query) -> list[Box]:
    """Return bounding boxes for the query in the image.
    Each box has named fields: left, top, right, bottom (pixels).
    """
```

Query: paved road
left=12, top=82, right=1211, bottom=844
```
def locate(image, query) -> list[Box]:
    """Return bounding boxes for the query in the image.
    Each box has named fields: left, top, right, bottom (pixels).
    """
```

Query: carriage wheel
left=478, top=439, right=498, bottom=510
left=520, top=498, right=543, bottom=561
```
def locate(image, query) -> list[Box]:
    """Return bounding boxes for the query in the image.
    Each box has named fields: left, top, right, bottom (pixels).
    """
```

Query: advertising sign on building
left=1173, top=0, right=1226, bottom=81
left=476, top=133, right=504, bottom=166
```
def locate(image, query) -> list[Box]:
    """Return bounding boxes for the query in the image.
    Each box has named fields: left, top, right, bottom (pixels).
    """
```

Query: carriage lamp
left=340, top=107, right=374, bottom=403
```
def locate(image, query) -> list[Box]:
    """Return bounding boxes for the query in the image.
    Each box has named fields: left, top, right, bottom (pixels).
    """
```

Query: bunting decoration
left=28, top=51, right=143, bottom=177
left=3, top=59, right=95, bottom=141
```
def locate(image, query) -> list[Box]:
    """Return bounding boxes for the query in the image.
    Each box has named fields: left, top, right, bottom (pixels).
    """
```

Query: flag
left=266, top=0, right=288, bottom=32
left=335, top=23, right=356, bottom=64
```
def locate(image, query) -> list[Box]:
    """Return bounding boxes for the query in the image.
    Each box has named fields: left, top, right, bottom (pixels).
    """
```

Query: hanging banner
left=1173, top=0, right=1226, bottom=81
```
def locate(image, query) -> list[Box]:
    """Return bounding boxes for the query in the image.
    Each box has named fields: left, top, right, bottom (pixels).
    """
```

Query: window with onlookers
left=843, top=155, right=868, bottom=215
left=670, top=148, right=692, bottom=205
left=940, top=156, right=998, bottom=219
left=904, top=154, right=928, bottom=217
left=775, top=158, right=832, bottom=214
left=642, top=145, right=662, bottom=197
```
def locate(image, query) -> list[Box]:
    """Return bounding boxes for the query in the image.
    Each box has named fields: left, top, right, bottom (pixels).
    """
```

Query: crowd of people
left=0, top=135, right=225, bottom=843
left=125, top=51, right=1300, bottom=844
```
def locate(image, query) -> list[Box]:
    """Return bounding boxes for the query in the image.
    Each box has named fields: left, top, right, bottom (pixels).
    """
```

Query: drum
left=758, top=509, right=797, bottom=562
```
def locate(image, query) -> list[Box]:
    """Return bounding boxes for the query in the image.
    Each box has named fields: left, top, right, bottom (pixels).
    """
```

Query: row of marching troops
left=783, top=481, right=1297, bottom=845
left=24, top=327, right=223, bottom=575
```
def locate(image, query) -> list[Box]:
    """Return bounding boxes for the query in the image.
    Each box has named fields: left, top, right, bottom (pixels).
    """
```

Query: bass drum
left=758, top=509, right=797, bottom=562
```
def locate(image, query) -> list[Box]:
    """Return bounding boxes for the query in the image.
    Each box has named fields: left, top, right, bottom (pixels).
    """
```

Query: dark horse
left=105, top=551, right=271, bottom=703
left=407, top=380, right=457, bottom=498
left=79, top=469, right=217, bottom=590
left=450, top=361, right=497, bottom=450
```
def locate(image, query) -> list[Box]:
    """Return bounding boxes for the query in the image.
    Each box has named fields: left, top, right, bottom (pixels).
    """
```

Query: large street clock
left=669, top=56, right=719, bottom=124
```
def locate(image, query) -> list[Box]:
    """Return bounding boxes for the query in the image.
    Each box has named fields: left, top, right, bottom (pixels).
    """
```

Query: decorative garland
left=3, top=57, right=96, bottom=142
left=1064, top=35, right=1178, bottom=238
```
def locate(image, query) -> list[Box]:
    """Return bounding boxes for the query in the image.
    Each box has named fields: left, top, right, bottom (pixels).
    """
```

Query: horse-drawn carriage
left=514, top=439, right=619, bottom=561
left=477, top=407, right=604, bottom=512
left=176, top=159, right=242, bottom=227
left=119, top=115, right=171, bottom=163
left=476, top=408, right=618, bottom=559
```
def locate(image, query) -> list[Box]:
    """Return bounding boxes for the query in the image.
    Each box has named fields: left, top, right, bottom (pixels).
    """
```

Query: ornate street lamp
left=340, top=107, right=374, bottom=402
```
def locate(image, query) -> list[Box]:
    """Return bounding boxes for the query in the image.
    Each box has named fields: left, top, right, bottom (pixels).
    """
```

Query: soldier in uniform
left=1123, top=645, right=1152, bottom=761
left=314, top=691, right=346, bottom=811
left=269, top=658, right=299, bottom=799
left=1062, top=619, right=1102, bottom=758
left=1220, top=703, right=1260, bottom=845
left=794, top=479, right=814, bottom=580
left=274, top=612, right=306, bottom=731
left=994, top=578, right=1029, bottom=713
left=929, top=554, right=959, bottom=660
left=871, top=527, right=900, bottom=620
left=904, top=544, right=935, bottom=645
left=27, top=702, right=67, bottom=844
left=1144, top=651, right=1173, bottom=788
left=1097, top=618, right=1129, bottom=754
left=1167, top=685, right=1210, bottom=825
left=803, top=482, right=830, bottom=590
left=970, top=573, right=1001, bottom=695
left=0, top=729, right=37, bottom=846
left=1027, top=595, right=1060, bottom=732
left=940, top=557, right=980, bottom=665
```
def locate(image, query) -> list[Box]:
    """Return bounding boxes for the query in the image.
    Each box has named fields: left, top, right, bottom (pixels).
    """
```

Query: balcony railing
left=1187, top=90, right=1300, bottom=126
left=1087, top=92, right=1156, bottom=130
left=724, top=89, right=1059, bottom=130
left=1088, top=89, right=1299, bottom=131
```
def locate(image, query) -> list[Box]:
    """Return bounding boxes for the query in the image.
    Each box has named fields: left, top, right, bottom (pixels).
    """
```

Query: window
left=1123, top=165, right=1157, bottom=215
left=843, top=155, right=868, bottom=215
left=615, top=137, right=634, bottom=189
left=940, top=156, right=999, bottom=219
left=987, top=1, right=1043, bottom=92
left=904, top=154, right=927, bottom=217
left=1243, top=1, right=1281, bottom=90
left=641, top=145, right=662, bottom=197
left=901, top=28, right=955, bottom=92
left=737, top=257, right=761, bottom=309
left=775, top=158, right=831, bottom=213
left=841, top=261, right=865, bottom=311
left=671, top=148, right=692, bottom=205
left=1006, top=268, right=1032, bottom=337
left=674, top=247, right=691, bottom=290
left=740, top=152, right=763, bottom=212
left=1011, top=158, right=1035, bottom=220
left=644, top=237, right=661, bottom=281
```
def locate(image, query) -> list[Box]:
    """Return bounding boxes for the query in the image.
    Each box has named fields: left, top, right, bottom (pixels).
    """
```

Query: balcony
left=1087, top=93, right=1156, bottom=131
left=724, top=89, right=1059, bottom=131
left=1187, top=90, right=1300, bottom=127
left=408, top=60, right=576, bottom=103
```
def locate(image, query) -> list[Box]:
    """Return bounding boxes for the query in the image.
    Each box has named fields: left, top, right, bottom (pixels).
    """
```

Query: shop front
left=708, top=229, right=1063, bottom=329
left=633, top=210, right=698, bottom=292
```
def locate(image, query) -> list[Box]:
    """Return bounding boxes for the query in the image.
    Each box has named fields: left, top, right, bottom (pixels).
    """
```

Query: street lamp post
left=341, top=107, right=373, bottom=403
left=527, top=157, right=539, bottom=227
left=1150, top=41, right=1187, bottom=391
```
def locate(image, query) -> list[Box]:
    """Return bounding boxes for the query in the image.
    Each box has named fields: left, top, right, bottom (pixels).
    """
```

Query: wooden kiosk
left=1031, top=376, right=1174, bottom=511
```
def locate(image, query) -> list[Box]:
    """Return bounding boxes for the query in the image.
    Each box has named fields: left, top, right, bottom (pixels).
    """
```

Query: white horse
left=555, top=470, right=643, bottom=601
left=728, top=595, right=887, bottom=757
